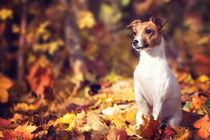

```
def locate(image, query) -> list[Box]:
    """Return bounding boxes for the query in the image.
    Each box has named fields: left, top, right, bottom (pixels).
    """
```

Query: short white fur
left=132, top=31, right=143, bottom=49
left=134, top=37, right=182, bottom=128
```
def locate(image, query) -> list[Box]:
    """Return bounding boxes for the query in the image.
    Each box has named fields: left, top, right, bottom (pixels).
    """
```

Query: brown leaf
left=136, top=112, right=160, bottom=139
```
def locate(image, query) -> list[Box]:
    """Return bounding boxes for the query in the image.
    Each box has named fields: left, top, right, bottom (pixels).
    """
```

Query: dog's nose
left=132, top=39, right=138, bottom=46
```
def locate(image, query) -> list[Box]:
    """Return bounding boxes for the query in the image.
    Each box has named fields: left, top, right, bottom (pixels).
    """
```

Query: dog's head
left=127, top=17, right=166, bottom=51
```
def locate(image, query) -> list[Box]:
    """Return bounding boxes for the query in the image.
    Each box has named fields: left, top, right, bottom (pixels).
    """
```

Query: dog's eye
left=145, top=29, right=152, bottom=34
left=133, top=32, right=136, bottom=36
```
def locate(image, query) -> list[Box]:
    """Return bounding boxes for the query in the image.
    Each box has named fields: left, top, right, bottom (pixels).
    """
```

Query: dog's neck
left=138, top=37, right=166, bottom=66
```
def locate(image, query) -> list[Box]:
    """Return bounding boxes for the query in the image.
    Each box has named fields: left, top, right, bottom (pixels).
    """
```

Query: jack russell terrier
left=127, top=17, right=182, bottom=127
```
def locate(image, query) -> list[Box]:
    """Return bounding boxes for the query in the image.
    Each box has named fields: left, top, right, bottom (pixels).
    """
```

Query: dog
left=127, top=17, right=182, bottom=127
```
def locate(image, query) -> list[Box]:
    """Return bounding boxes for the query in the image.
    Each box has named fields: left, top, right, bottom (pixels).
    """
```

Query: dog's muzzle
left=132, top=39, right=149, bottom=50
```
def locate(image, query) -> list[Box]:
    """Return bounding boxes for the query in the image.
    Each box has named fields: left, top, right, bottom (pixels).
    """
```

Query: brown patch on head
left=128, top=17, right=166, bottom=49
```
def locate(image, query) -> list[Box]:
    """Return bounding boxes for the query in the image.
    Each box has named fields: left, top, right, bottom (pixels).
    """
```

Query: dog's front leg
left=152, top=99, right=163, bottom=121
left=134, top=83, right=149, bottom=128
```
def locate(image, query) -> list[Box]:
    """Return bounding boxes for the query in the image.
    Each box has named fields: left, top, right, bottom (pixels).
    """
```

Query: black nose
left=132, top=39, right=138, bottom=46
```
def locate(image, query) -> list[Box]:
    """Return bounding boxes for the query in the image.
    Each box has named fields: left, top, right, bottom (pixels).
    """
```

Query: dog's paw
left=136, top=111, right=144, bottom=127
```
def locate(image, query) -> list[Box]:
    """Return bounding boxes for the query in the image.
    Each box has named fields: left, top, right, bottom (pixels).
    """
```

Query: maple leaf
left=193, top=114, right=210, bottom=139
left=0, top=73, right=13, bottom=103
left=136, top=112, right=160, bottom=139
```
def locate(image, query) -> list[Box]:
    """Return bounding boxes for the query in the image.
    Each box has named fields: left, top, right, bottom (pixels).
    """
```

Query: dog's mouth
left=134, top=44, right=149, bottom=50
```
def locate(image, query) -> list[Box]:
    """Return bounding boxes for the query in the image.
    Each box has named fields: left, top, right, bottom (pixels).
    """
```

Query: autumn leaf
left=14, top=103, right=37, bottom=112
left=0, top=8, right=13, bottom=20
left=77, top=11, right=96, bottom=29
left=107, top=128, right=127, bottom=140
left=0, top=73, right=13, bottom=103
left=27, top=56, right=54, bottom=96
left=191, top=95, right=207, bottom=110
left=0, top=118, right=10, bottom=128
left=193, top=114, right=210, bottom=139
left=14, top=123, right=37, bottom=139
left=173, top=127, right=190, bottom=140
left=136, top=112, right=160, bottom=139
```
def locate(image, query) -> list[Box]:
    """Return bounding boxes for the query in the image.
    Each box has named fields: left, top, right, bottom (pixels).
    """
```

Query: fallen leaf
left=0, top=118, right=10, bottom=128
left=191, top=95, right=207, bottom=110
left=136, top=112, right=160, bottom=139
left=14, top=123, right=37, bottom=139
left=27, top=56, right=54, bottom=97
left=107, top=128, right=127, bottom=140
left=14, top=103, right=37, bottom=112
left=197, top=75, right=209, bottom=82
left=77, top=10, right=96, bottom=29
left=173, top=127, right=190, bottom=140
left=0, top=73, right=13, bottom=103
left=193, top=114, right=210, bottom=139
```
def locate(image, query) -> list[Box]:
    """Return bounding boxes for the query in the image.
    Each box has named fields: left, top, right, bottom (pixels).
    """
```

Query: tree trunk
left=17, top=4, right=27, bottom=81
left=60, top=0, right=87, bottom=94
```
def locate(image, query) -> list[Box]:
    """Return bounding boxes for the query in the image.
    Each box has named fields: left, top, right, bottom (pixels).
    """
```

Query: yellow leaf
left=55, top=113, right=76, bottom=125
left=0, top=8, right=13, bottom=20
left=198, top=36, right=209, bottom=45
left=77, top=11, right=96, bottom=29
left=14, top=103, right=37, bottom=112
left=181, top=87, right=198, bottom=95
left=123, top=109, right=136, bottom=122
left=173, top=127, right=190, bottom=140
left=197, top=75, right=209, bottom=82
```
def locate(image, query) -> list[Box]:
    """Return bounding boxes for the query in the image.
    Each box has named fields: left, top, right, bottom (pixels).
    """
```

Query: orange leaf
left=191, top=95, right=207, bottom=110
left=27, top=56, right=54, bottom=96
left=0, top=89, right=9, bottom=103
left=0, top=73, right=13, bottom=103
left=193, top=114, right=210, bottom=139
left=0, top=73, right=13, bottom=89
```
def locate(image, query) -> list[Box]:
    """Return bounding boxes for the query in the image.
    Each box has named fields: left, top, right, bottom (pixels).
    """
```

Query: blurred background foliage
left=0, top=0, right=209, bottom=85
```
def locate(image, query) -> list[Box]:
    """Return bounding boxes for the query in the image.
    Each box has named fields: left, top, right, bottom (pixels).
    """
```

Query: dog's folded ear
left=126, top=19, right=141, bottom=29
left=150, top=17, right=166, bottom=29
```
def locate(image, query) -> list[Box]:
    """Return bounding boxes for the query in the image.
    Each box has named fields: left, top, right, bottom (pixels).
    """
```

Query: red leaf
left=161, top=126, right=177, bottom=138
left=0, top=118, right=10, bottom=128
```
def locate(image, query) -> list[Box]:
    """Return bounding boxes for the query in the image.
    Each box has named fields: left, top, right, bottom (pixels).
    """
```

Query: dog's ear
left=126, top=19, right=141, bottom=30
left=150, top=17, right=166, bottom=29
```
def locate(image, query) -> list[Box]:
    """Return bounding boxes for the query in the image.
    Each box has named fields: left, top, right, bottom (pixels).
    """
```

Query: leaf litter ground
left=0, top=69, right=209, bottom=140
